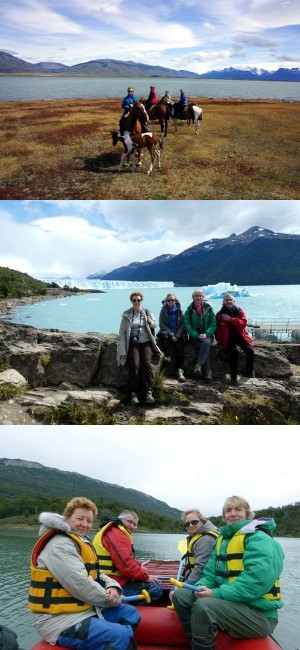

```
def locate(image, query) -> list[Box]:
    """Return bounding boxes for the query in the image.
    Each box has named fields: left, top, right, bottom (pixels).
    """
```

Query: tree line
left=1, top=495, right=300, bottom=536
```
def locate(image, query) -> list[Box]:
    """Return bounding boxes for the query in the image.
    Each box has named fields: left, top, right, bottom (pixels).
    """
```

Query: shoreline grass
left=0, top=97, right=299, bottom=199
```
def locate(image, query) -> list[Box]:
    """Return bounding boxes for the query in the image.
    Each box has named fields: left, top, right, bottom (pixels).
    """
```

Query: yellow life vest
left=185, top=531, right=219, bottom=571
left=93, top=521, right=133, bottom=575
left=28, top=529, right=98, bottom=614
left=215, top=531, right=281, bottom=601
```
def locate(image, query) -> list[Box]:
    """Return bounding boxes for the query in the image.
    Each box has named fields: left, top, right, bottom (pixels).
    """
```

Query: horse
left=145, top=97, right=171, bottom=137
left=172, top=103, right=203, bottom=135
left=111, top=130, right=162, bottom=174
left=122, top=100, right=149, bottom=135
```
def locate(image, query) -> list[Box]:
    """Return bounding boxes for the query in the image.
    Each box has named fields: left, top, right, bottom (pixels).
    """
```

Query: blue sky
left=1, top=0, right=299, bottom=73
left=0, top=200, right=300, bottom=277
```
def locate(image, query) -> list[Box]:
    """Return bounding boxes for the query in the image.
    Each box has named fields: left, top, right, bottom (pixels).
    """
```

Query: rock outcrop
left=0, top=321, right=299, bottom=425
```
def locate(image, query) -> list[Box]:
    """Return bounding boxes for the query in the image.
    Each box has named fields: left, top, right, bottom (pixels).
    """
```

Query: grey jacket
left=116, top=307, right=162, bottom=366
left=183, top=519, right=219, bottom=584
left=31, top=512, right=123, bottom=643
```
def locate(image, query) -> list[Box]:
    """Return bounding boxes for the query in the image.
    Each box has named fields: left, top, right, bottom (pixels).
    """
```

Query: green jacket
left=184, top=302, right=216, bottom=340
left=196, top=518, right=284, bottom=618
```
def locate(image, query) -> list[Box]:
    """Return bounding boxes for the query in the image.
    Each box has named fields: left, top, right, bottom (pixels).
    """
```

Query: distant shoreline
left=0, top=73, right=299, bottom=83
left=0, top=289, right=100, bottom=318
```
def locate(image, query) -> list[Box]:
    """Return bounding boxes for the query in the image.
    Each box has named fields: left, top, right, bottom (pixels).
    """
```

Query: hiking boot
left=177, top=368, right=186, bottom=382
left=131, top=392, right=139, bottom=405
left=194, top=363, right=202, bottom=377
left=145, top=390, right=155, bottom=403
left=230, top=375, right=238, bottom=386
left=203, top=369, right=212, bottom=384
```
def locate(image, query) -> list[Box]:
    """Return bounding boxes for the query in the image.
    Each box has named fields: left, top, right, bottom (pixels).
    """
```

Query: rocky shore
left=0, top=288, right=99, bottom=317
left=0, top=320, right=299, bottom=425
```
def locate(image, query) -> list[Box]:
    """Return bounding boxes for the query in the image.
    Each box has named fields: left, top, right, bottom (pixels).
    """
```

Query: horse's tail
left=158, top=136, right=164, bottom=149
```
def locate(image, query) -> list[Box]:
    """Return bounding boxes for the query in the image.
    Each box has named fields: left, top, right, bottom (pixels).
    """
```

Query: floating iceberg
left=200, top=283, right=250, bottom=299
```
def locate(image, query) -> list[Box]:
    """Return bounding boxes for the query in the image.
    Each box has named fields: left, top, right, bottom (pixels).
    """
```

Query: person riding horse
left=119, top=86, right=149, bottom=135
left=173, top=89, right=188, bottom=118
left=144, top=85, right=157, bottom=112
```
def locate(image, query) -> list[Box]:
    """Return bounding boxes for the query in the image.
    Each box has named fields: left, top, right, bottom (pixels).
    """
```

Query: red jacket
left=215, top=307, right=253, bottom=350
left=101, top=526, right=149, bottom=586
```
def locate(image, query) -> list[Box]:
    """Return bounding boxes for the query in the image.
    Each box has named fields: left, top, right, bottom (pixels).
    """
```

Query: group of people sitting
left=27, top=494, right=284, bottom=650
left=119, top=85, right=188, bottom=135
left=117, top=289, right=255, bottom=406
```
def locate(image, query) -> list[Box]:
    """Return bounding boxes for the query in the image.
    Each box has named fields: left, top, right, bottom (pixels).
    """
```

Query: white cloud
left=0, top=201, right=300, bottom=276
left=1, top=426, right=299, bottom=514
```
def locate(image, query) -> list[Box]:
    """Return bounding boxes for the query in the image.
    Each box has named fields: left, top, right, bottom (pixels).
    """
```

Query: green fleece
left=184, top=302, right=216, bottom=340
left=196, top=518, right=284, bottom=618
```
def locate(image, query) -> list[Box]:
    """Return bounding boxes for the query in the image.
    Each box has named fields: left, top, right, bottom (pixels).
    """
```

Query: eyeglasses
left=129, top=90, right=134, bottom=93
left=132, top=298, right=141, bottom=303
left=224, top=299, right=234, bottom=302
left=166, top=299, right=175, bottom=302
left=184, top=520, right=200, bottom=528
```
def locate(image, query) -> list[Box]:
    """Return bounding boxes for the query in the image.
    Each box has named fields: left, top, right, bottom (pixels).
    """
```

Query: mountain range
left=0, top=458, right=181, bottom=519
left=90, top=227, right=300, bottom=285
left=1, top=52, right=299, bottom=81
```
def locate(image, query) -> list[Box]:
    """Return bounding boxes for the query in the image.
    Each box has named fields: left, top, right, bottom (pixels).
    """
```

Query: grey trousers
left=172, top=589, right=278, bottom=640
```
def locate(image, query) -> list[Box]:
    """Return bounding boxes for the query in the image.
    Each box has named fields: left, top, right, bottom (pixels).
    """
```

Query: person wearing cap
left=144, top=85, right=157, bottom=111
left=173, top=88, right=188, bottom=118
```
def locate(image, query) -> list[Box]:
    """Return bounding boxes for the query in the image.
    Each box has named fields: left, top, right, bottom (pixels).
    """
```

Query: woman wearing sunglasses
left=157, top=292, right=186, bottom=382
left=181, top=509, right=219, bottom=585
left=117, top=292, right=161, bottom=405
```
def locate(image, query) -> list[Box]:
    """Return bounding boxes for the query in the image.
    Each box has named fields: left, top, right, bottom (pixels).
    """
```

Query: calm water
left=1, top=76, right=300, bottom=102
left=5, top=285, right=300, bottom=336
left=0, top=531, right=298, bottom=650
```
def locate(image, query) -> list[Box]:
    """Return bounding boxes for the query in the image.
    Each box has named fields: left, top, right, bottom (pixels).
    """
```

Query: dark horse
left=144, top=97, right=171, bottom=138
left=172, top=103, right=203, bottom=135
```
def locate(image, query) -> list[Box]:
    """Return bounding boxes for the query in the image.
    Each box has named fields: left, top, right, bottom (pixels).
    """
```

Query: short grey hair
left=181, top=508, right=207, bottom=524
left=118, top=510, right=139, bottom=522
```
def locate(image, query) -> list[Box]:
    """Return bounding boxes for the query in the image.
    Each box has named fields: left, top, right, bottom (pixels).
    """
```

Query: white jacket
left=31, top=512, right=123, bottom=643
left=116, top=307, right=162, bottom=366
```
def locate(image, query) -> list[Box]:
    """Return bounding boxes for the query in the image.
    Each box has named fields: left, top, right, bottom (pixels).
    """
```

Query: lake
left=5, top=284, right=300, bottom=338
left=1, top=76, right=300, bottom=102
left=0, top=531, right=298, bottom=650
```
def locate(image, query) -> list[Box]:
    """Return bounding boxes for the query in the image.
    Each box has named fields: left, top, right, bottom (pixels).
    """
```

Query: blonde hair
left=63, top=497, right=98, bottom=519
left=130, top=291, right=144, bottom=302
left=192, top=289, right=204, bottom=299
left=222, top=495, right=254, bottom=521
left=165, top=292, right=177, bottom=302
left=181, top=508, right=207, bottom=524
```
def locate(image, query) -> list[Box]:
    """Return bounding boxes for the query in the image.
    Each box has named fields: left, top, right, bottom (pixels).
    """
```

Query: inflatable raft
left=31, top=560, right=282, bottom=650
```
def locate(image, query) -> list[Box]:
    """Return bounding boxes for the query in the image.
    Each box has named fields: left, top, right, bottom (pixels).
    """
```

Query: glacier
left=35, top=277, right=250, bottom=297
left=35, top=277, right=175, bottom=290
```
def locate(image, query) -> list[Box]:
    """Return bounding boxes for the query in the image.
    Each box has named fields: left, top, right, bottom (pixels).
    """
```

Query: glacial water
left=1, top=76, right=300, bottom=102
left=4, top=282, right=300, bottom=336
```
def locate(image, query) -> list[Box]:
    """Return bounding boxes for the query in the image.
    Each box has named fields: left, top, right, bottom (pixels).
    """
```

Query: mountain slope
left=0, top=458, right=181, bottom=519
left=0, top=52, right=201, bottom=78
left=101, top=227, right=300, bottom=285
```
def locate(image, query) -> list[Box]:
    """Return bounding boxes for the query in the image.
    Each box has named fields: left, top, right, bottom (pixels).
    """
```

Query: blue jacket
left=179, top=92, right=188, bottom=106
left=122, top=94, right=139, bottom=111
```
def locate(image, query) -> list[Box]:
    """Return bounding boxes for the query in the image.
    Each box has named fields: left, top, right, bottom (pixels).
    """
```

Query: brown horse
left=111, top=130, right=163, bottom=174
left=123, top=100, right=149, bottom=134
left=172, top=103, right=203, bottom=135
left=146, top=98, right=171, bottom=137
